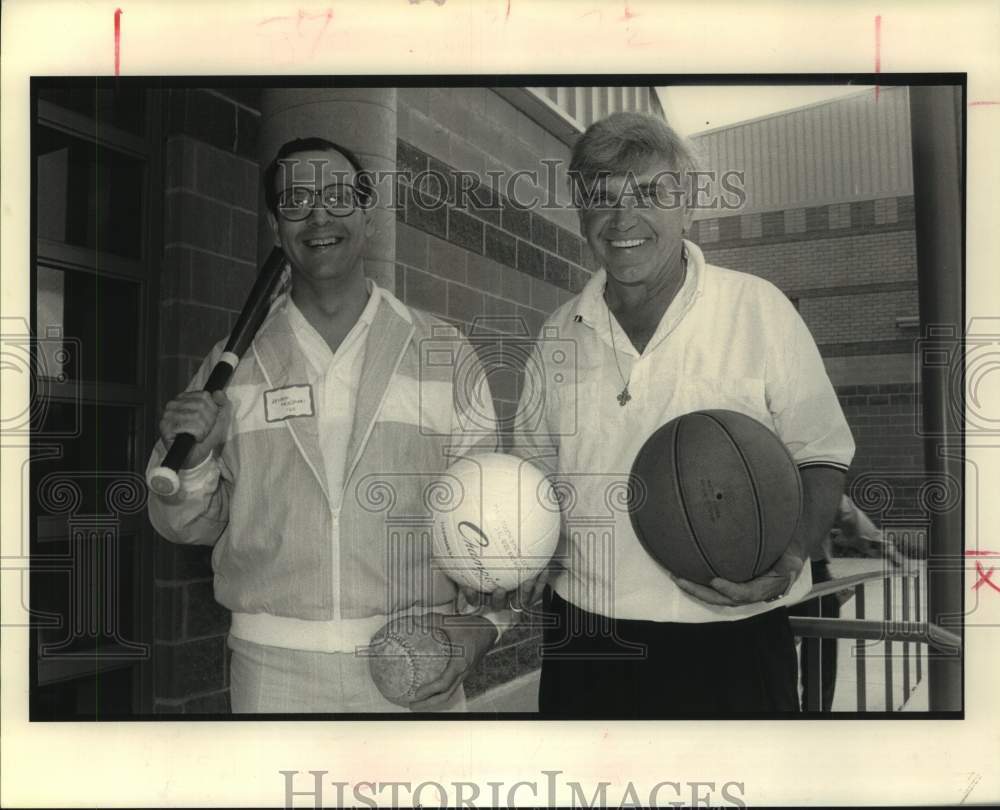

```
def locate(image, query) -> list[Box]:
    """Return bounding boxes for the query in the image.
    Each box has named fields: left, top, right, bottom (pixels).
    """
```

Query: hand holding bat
left=157, top=389, right=232, bottom=471
left=146, top=246, right=287, bottom=496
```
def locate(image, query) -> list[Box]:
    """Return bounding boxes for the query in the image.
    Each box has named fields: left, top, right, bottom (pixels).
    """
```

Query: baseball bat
left=147, top=246, right=287, bottom=497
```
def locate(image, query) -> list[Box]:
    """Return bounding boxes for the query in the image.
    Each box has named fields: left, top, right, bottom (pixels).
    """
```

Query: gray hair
left=569, top=112, right=699, bottom=200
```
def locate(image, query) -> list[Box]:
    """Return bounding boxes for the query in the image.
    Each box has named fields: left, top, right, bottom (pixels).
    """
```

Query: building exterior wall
left=690, top=86, right=913, bottom=214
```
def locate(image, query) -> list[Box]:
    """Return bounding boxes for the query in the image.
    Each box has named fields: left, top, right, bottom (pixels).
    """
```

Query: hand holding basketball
left=408, top=613, right=496, bottom=711
left=673, top=543, right=805, bottom=607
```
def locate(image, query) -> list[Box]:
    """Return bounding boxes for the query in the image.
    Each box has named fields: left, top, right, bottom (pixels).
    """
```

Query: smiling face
left=267, top=148, right=373, bottom=290
left=577, top=156, right=693, bottom=290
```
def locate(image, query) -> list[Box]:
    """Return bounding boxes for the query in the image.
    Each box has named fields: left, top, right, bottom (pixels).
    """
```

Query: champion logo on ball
left=457, top=520, right=490, bottom=549
left=454, top=520, right=501, bottom=590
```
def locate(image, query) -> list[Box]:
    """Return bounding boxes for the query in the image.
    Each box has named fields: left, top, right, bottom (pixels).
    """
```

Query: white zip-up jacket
left=147, top=285, right=503, bottom=650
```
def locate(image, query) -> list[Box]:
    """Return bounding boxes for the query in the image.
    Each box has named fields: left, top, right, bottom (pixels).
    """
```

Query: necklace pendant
left=617, top=386, right=632, bottom=406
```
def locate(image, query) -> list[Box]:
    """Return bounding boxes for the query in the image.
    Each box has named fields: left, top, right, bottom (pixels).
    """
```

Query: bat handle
left=146, top=356, right=238, bottom=497
left=148, top=433, right=197, bottom=497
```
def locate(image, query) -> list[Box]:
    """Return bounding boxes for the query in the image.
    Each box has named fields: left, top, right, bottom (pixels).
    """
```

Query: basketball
left=628, top=409, right=802, bottom=586
left=367, top=615, right=453, bottom=707
left=430, top=453, right=561, bottom=593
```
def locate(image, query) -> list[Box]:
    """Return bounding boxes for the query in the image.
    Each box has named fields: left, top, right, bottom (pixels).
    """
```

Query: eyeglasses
left=276, top=183, right=365, bottom=221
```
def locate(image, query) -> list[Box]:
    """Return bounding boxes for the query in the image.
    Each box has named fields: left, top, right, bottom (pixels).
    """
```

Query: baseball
left=367, top=615, right=454, bottom=706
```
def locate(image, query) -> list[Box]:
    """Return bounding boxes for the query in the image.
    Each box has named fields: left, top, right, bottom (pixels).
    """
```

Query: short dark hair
left=569, top=112, right=698, bottom=203
left=263, top=137, right=374, bottom=214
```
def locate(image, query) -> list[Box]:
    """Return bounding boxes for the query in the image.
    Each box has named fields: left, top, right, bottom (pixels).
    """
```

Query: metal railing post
left=855, top=582, right=866, bottom=712
left=915, top=566, right=923, bottom=684
left=883, top=576, right=894, bottom=711
left=902, top=573, right=912, bottom=699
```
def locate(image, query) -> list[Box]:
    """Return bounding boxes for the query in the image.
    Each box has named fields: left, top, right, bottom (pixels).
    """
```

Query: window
left=31, top=80, right=161, bottom=719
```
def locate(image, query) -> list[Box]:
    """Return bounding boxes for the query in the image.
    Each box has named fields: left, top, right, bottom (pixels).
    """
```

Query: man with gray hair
left=513, top=112, right=855, bottom=716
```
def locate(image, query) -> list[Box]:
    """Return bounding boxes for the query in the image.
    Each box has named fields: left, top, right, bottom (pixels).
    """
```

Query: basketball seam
left=673, top=418, right=722, bottom=580
left=704, top=412, right=766, bottom=578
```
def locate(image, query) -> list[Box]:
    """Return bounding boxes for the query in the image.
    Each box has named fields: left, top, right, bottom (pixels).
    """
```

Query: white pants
left=228, top=634, right=467, bottom=713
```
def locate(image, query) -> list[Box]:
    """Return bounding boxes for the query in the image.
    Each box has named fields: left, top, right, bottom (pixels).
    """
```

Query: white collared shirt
left=283, top=285, right=380, bottom=504
left=515, top=240, right=855, bottom=622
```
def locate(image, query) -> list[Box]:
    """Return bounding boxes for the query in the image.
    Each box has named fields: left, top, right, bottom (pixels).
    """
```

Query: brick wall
left=699, top=201, right=920, bottom=360
left=698, top=202, right=926, bottom=518
left=838, top=382, right=925, bottom=517
left=153, top=88, right=261, bottom=713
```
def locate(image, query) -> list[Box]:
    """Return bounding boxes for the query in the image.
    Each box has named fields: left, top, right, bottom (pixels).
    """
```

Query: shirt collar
left=282, top=278, right=383, bottom=372
left=283, top=277, right=382, bottom=328
left=570, top=238, right=706, bottom=333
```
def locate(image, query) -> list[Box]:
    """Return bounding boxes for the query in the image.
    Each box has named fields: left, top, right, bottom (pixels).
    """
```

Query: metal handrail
left=794, top=566, right=917, bottom=604
left=789, top=561, right=941, bottom=712
left=788, top=616, right=961, bottom=655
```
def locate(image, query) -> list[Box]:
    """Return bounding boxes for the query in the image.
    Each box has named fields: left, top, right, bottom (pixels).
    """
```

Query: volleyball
left=430, top=453, right=561, bottom=593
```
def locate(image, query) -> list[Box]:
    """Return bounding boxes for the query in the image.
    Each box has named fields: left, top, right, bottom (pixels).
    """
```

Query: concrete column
left=257, top=88, right=397, bottom=292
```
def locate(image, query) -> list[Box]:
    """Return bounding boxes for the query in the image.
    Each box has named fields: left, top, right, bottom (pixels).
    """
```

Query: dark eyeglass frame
left=275, top=182, right=366, bottom=221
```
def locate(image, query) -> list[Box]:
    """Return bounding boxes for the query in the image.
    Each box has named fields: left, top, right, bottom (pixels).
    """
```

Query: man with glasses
left=148, top=138, right=505, bottom=713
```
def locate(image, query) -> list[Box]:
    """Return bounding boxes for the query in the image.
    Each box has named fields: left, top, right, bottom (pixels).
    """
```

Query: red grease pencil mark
left=965, top=550, right=1000, bottom=556
left=874, top=15, right=881, bottom=102
left=969, top=101, right=1000, bottom=106
left=973, top=561, right=1000, bottom=593
left=114, top=8, right=122, bottom=76
left=619, top=0, right=648, bottom=46
left=506, top=0, right=511, bottom=20
left=257, top=8, right=334, bottom=60
left=305, top=8, right=333, bottom=58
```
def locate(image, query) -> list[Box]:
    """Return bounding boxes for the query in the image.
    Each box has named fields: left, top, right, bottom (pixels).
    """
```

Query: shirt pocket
left=674, top=375, right=771, bottom=426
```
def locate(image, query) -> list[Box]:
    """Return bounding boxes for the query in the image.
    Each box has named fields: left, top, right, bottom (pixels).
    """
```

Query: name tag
left=264, top=385, right=314, bottom=422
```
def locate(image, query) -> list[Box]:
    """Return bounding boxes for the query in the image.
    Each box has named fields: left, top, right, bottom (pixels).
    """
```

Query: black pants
left=788, top=559, right=839, bottom=712
left=538, top=590, right=800, bottom=718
